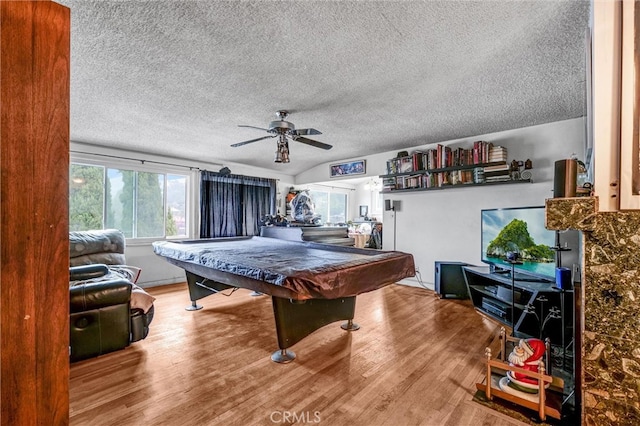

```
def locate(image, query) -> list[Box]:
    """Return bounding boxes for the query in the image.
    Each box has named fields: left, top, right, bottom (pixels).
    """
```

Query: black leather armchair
left=69, top=230, right=155, bottom=362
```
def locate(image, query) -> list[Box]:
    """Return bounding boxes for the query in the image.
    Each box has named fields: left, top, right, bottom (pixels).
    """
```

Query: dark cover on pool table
left=153, top=236, right=415, bottom=300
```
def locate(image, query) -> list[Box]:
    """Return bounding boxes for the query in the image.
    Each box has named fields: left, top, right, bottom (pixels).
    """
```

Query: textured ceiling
left=59, top=0, right=591, bottom=176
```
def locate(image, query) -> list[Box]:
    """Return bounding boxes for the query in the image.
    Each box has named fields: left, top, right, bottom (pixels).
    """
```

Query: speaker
left=385, top=199, right=394, bottom=211
left=434, top=261, right=473, bottom=299
left=553, top=159, right=577, bottom=198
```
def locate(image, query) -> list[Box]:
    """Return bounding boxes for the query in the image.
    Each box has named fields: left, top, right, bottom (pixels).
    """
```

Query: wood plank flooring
left=69, top=283, right=526, bottom=426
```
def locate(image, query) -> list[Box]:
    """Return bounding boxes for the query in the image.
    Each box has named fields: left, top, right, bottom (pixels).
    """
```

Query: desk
left=153, top=237, right=414, bottom=362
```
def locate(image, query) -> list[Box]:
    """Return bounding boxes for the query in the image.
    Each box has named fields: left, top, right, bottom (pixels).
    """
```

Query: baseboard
left=396, top=278, right=434, bottom=291
left=137, top=277, right=185, bottom=288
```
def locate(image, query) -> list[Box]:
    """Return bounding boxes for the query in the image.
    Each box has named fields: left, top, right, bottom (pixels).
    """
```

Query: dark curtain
left=200, top=171, right=276, bottom=238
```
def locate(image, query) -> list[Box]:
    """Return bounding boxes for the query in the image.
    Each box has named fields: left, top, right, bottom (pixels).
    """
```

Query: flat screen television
left=481, top=206, right=556, bottom=282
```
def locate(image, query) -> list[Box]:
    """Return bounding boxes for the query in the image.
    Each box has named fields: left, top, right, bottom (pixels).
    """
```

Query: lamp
left=363, top=178, right=381, bottom=191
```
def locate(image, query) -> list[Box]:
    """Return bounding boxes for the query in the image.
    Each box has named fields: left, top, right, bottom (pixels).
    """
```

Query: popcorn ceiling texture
left=60, top=0, right=590, bottom=175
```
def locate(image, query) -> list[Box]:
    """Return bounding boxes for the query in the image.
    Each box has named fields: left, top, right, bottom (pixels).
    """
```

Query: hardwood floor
left=69, top=283, right=525, bottom=426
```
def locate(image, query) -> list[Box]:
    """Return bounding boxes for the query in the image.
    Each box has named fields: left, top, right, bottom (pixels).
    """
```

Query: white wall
left=300, top=118, right=585, bottom=289
left=382, top=118, right=585, bottom=288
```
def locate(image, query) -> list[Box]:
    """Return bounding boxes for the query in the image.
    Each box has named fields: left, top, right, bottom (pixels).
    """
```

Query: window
left=309, top=189, right=348, bottom=225
left=69, top=162, right=189, bottom=239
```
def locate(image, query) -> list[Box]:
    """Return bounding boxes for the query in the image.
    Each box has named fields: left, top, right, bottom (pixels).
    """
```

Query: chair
left=69, top=229, right=155, bottom=362
left=367, top=222, right=383, bottom=249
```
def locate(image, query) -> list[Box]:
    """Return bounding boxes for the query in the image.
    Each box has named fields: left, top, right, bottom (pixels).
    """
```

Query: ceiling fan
left=231, top=110, right=332, bottom=163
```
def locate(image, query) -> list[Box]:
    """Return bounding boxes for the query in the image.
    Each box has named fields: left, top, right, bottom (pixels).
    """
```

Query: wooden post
left=485, top=347, right=492, bottom=400
left=538, top=359, right=547, bottom=421
left=1, top=1, right=70, bottom=423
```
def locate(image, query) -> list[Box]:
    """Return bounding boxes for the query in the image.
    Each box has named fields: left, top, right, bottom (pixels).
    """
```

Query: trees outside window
left=69, top=162, right=188, bottom=238
left=69, top=164, right=105, bottom=231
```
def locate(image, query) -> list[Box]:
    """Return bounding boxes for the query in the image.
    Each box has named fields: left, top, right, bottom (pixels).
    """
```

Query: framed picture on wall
left=330, top=160, right=366, bottom=177
left=359, top=205, right=368, bottom=217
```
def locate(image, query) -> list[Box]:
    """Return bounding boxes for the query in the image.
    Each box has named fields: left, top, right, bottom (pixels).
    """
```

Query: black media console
left=462, top=266, right=572, bottom=341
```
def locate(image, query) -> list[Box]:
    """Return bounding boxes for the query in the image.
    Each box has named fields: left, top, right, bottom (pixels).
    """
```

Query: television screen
left=481, top=206, right=556, bottom=281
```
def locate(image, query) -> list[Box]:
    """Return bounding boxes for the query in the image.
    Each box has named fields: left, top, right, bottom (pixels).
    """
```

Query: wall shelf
left=380, top=142, right=535, bottom=193
left=380, top=178, right=531, bottom=194
left=379, top=161, right=510, bottom=178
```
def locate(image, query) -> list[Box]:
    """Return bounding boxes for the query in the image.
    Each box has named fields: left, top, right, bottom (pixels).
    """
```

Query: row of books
left=385, top=142, right=507, bottom=175
left=383, top=168, right=505, bottom=190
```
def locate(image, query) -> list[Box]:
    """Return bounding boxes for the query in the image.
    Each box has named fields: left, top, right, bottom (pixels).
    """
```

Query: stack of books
left=483, top=145, right=510, bottom=183
left=483, top=163, right=511, bottom=182
left=488, top=145, right=508, bottom=163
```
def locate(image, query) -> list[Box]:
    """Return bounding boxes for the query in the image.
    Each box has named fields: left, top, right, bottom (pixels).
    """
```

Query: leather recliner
left=69, top=230, right=155, bottom=362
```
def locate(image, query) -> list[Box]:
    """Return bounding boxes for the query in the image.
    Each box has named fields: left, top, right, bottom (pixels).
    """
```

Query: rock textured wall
left=546, top=197, right=640, bottom=425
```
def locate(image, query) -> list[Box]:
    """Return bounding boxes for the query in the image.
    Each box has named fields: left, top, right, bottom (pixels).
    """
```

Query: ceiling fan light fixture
left=276, top=139, right=290, bottom=163
left=234, top=111, right=331, bottom=161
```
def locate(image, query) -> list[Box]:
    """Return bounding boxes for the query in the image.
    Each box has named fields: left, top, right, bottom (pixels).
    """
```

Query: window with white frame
left=308, top=188, right=348, bottom=225
left=69, top=160, right=190, bottom=239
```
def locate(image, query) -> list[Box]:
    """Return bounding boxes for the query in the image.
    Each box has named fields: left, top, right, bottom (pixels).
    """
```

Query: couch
left=69, top=229, right=155, bottom=362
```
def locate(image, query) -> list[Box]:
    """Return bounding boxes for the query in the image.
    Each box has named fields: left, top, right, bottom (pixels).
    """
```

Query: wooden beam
left=1, top=1, right=70, bottom=423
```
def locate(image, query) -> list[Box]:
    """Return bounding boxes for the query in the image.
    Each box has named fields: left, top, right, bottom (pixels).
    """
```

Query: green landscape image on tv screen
left=481, top=206, right=556, bottom=280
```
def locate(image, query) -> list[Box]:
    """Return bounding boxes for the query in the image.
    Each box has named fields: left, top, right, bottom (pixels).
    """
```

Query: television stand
left=462, top=266, right=571, bottom=340
left=516, top=276, right=554, bottom=283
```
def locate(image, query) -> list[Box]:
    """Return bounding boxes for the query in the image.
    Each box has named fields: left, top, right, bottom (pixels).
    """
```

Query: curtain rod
left=70, top=149, right=216, bottom=171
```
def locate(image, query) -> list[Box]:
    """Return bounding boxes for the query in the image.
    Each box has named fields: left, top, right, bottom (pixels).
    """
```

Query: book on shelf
left=485, top=175, right=512, bottom=183
left=404, top=174, right=423, bottom=189
left=412, top=151, right=424, bottom=171
left=488, top=145, right=507, bottom=162
left=386, top=159, right=397, bottom=174
left=472, top=141, right=489, bottom=164
left=399, top=156, right=413, bottom=173
left=483, top=163, right=510, bottom=173
left=382, top=177, right=398, bottom=191
left=484, top=170, right=511, bottom=178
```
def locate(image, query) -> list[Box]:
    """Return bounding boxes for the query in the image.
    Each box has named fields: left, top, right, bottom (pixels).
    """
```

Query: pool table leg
left=341, top=319, right=360, bottom=331
left=271, top=349, right=296, bottom=363
left=271, top=296, right=358, bottom=363
left=185, top=300, right=203, bottom=311
left=184, top=271, right=234, bottom=311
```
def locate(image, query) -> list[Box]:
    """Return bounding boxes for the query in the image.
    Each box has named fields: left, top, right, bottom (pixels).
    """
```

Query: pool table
left=153, top=236, right=415, bottom=362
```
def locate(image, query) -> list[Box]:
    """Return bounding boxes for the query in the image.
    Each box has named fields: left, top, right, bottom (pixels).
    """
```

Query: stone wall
left=547, top=197, right=640, bottom=425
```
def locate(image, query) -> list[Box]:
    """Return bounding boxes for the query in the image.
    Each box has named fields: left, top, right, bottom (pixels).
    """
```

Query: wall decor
left=330, top=160, right=366, bottom=177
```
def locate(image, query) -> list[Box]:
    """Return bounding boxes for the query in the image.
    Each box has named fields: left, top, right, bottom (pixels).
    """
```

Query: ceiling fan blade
left=293, top=128, right=322, bottom=136
left=292, top=136, right=332, bottom=150
left=230, top=135, right=275, bottom=147
left=238, top=124, right=270, bottom=132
